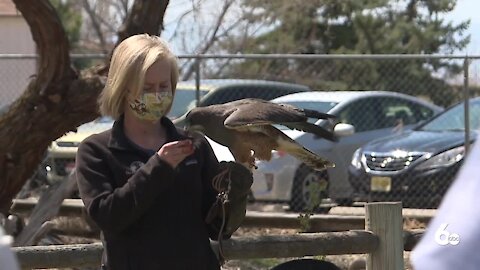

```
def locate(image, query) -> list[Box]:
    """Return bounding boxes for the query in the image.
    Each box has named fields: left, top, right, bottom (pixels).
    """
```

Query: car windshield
left=420, top=99, right=480, bottom=132
left=168, top=88, right=208, bottom=119
left=272, top=101, right=338, bottom=129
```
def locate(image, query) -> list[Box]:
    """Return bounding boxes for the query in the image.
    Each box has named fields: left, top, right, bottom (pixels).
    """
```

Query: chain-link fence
left=1, top=54, right=479, bottom=210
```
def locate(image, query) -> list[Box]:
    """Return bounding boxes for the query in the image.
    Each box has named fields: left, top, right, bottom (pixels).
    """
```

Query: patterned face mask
left=129, top=91, right=173, bottom=122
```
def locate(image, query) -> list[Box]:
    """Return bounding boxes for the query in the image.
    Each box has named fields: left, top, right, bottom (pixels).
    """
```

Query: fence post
left=195, top=56, right=201, bottom=107
left=463, top=56, right=471, bottom=154
left=365, top=202, right=404, bottom=270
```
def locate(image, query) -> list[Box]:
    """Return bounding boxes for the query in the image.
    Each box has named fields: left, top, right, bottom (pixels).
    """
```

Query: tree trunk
left=0, top=0, right=169, bottom=215
left=117, top=0, right=170, bottom=45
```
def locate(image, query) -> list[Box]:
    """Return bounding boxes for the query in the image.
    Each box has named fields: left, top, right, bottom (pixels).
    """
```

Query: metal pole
left=4, top=53, right=480, bottom=60
left=195, top=57, right=201, bottom=107
left=463, top=57, right=471, bottom=154
left=176, top=54, right=480, bottom=60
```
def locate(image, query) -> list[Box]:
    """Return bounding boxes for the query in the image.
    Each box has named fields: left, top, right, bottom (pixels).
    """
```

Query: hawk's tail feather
left=283, top=122, right=337, bottom=142
left=291, top=147, right=335, bottom=171
left=302, top=109, right=336, bottom=120
left=277, top=138, right=335, bottom=171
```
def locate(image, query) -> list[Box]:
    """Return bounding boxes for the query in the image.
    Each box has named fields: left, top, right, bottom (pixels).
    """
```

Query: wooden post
left=13, top=175, right=76, bottom=246
left=366, top=202, right=404, bottom=270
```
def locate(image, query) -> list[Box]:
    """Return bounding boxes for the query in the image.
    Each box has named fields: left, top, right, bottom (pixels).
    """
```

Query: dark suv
left=171, top=79, right=310, bottom=122
left=196, top=79, right=310, bottom=106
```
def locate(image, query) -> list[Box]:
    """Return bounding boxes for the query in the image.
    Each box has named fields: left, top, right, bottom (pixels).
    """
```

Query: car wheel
left=289, top=165, right=330, bottom=213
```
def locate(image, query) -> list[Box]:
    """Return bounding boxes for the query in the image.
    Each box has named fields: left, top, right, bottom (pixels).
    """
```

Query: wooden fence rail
left=13, top=231, right=378, bottom=269
left=11, top=199, right=434, bottom=232
left=10, top=202, right=410, bottom=270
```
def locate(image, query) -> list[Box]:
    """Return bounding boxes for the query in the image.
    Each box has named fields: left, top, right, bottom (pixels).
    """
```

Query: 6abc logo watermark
left=435, top=223, right=460, bottom=246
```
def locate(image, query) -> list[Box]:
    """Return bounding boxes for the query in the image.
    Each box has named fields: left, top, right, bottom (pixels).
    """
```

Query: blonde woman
left=76, top=34, right=229, bottom=270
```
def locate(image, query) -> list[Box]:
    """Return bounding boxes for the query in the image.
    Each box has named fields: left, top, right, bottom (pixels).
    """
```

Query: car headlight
left=351, top=148, right=364, bottom=169
left=415, top=146, right=465, bottom=171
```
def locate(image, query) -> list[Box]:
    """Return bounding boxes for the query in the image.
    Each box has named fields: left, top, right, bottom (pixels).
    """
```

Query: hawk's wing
left=223, top=99, right=337, bottom=141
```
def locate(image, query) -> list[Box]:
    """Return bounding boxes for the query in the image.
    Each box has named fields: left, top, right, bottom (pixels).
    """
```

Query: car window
left=169, top=88, right=208, bottom=118
left=272, top=101, right=338, bottom=129
left=417, top=105, right=435, bottom=120
left=421, top=99, right=480, bottom=132
left=337, top=97, right=434, bottom=132
left=338, top=98, right=384, bottom=132
left=377, top=97, right=434, bottom=128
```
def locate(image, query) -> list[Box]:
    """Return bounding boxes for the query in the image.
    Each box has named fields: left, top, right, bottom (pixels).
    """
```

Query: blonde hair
left=99, top=34, right=179, bottom=119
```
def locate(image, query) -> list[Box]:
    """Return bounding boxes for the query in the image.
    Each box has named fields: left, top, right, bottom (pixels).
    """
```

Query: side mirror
left=334, top=123, right=355, bottom=137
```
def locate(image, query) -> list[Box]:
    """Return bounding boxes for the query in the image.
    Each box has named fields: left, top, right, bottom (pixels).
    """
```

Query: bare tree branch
left=12, top=0, right=75, bottom=93
left=211, top=25, right=253, bottom=77
left=117, top=0, right=170, bottom=45
left=167, top=6, right=197, bottom=42
left=121, top=0, right=131, bottom=16
left=82, top=0, right=109, bottom=53
left=181, top=0, right=235, bottom=80
left=104, top=0, right=130, bottom=23
left=93, top=12, right=118, bottom=33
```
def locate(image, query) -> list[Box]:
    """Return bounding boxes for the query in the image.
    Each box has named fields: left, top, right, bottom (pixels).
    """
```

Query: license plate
left=371, top=176, right=392, bottom=192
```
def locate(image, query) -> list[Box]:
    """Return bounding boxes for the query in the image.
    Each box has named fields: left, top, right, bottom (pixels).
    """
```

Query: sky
left=445, top=0, right=480, bottom=55
left=445, top=0, right=480, bottom=84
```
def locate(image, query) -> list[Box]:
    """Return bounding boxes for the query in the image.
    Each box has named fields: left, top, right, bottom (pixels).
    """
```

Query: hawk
left=184, top=98, right=336, bottom=170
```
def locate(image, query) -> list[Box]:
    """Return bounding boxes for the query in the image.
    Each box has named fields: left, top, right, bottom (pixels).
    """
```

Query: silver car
left=241, top=91, right=443, bottom=211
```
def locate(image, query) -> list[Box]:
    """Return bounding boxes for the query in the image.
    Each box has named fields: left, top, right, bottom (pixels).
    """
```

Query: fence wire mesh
left=1, top=54, right=479, bottom=211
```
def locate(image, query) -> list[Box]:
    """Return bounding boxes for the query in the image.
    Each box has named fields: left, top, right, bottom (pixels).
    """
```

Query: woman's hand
left=157, top=140, right=194, bottom=168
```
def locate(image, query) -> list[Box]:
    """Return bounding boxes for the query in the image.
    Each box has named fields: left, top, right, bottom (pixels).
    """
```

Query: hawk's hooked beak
left=183, top=111, right=206, bottom=135
left=183, top=120, right=191, bottom=131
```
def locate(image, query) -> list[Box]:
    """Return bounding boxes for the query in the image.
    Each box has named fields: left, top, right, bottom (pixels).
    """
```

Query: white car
left=207, top=91, right=443, bottom=211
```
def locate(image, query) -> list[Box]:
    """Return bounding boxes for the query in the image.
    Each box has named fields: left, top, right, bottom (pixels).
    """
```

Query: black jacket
left=75, top=116, right=223, bottom=270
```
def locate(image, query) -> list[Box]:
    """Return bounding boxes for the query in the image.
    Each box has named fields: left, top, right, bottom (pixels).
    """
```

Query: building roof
left=0, top=0, right=19, bottom=16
